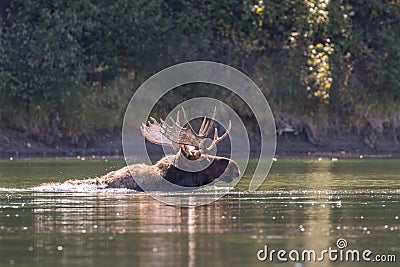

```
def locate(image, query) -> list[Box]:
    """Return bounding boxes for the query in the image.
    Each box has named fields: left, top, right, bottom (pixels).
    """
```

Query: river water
left=0, top=158, right=399, bottom=267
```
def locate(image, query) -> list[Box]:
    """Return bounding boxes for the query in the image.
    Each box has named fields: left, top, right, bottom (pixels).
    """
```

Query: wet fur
left=38, top=154, right=239, bottom=191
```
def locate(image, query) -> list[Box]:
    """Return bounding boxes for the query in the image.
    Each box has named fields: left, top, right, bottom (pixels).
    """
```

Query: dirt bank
left=0, top=128, right=399, bottom=159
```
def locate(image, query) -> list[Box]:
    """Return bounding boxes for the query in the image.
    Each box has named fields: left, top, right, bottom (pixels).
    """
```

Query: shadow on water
left=0, top=158, right=399, bottom=267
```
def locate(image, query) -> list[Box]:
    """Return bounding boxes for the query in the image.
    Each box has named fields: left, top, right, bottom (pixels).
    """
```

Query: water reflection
left=31, top=193, right=233, bottom=234
left=0, top=189, right=396, bottom=267
left=1, top=158, right=400, bottom=267
left=297, top=162, right=333, bottom=267
left=27, top=192, right=239, bottom=267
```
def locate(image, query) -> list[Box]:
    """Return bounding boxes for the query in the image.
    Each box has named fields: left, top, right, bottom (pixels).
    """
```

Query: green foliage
left=0, top=0, right=165, bottom=143
left=0, top=0, right=399, bottom=145
left=0, top=0, right=166, bottom=101
left=1, top=1, right=82, bottom=103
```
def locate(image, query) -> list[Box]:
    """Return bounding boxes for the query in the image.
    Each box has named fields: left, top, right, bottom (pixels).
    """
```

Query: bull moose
left=37, top=108, right=240, bottom=191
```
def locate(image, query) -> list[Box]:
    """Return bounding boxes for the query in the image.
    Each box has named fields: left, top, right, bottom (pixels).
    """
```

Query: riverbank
left=1, top=128, right=399, bottom=159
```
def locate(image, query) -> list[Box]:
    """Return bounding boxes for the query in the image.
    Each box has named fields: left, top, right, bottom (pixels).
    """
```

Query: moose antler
left=140, top=107, right=231, bottom=153
left=140, top=117, right=173, bottom=147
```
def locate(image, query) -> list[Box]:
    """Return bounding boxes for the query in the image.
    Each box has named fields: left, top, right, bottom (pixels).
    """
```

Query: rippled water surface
left=0, top=158, right=399, bottom=267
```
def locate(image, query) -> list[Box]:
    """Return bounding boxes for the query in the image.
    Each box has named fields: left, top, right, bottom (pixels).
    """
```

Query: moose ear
left=179, top=144, right=191, bottom=159
left=192, top=150, right=202, bottom=160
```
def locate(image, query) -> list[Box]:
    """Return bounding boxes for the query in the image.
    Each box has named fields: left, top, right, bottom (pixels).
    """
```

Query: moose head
left=139, top=107, right=240, bottom=188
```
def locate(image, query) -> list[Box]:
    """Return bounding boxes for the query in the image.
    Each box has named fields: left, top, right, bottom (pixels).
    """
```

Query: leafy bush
left=0, top=0, right=399, bottom=145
